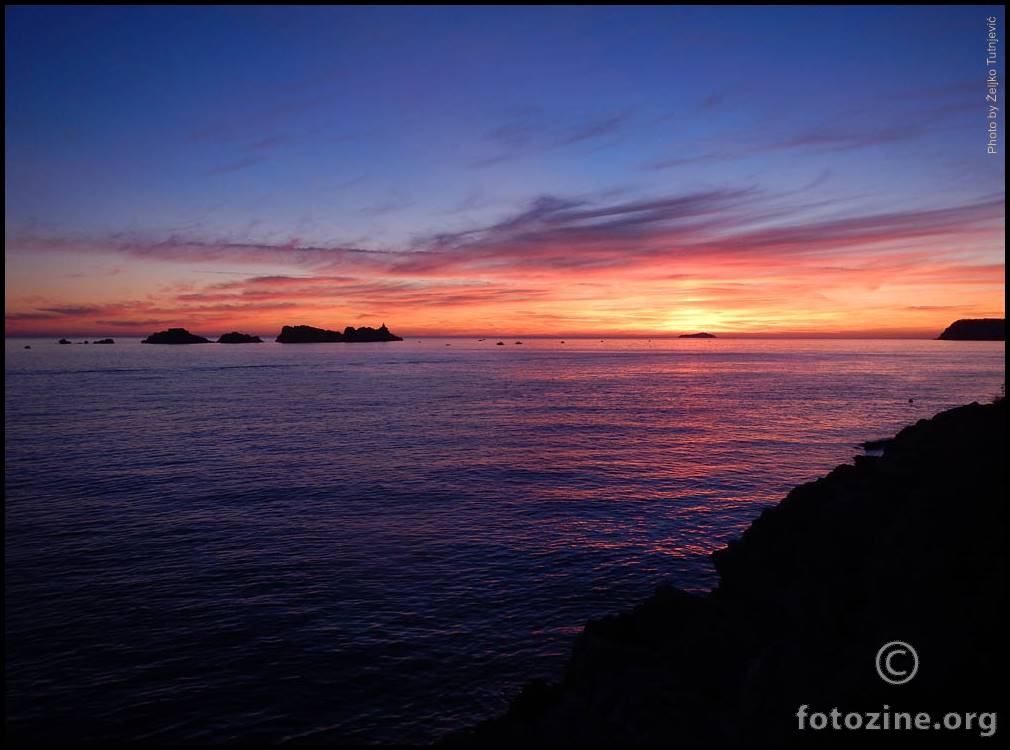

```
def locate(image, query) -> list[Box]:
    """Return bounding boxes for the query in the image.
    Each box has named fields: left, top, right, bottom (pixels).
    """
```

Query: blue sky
left=4, top=5, right=1005, bottom=336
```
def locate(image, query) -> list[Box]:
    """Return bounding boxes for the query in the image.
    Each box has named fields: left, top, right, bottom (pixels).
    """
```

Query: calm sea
left=4, top=337, right=1004, bottom=743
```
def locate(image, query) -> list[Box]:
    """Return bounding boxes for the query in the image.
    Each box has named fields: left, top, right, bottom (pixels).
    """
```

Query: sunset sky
left=5, top=5, right=1005, bottom=338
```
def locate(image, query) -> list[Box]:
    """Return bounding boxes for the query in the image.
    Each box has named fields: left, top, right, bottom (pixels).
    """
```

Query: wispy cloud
left=646, top=123, right=924, bottom=170
left=359, top=190, right=414, bottom=217
left=775, top=126, right=918, bottom=152
left=7, top=184, right=1003, bottom=336
left=244, top=135, right=288, bottom=151
left=471, top=108, right=633, bottom=167
left=202, top=155, right=268, bottom=176
left=553, top=111, right=631, bottom=146
left=7, top=232, right=395, bottom=270
left=8, top=188, right=1002, bottom=280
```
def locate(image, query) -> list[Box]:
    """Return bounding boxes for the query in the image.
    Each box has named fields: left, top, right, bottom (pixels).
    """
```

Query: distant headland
left=678, top=332, right=716, bottom=339
left=275, top=323, right=403, bottom=343
left=936, top=318, right=1004, bottom=341
left=141, top=328, right=212, bottom=344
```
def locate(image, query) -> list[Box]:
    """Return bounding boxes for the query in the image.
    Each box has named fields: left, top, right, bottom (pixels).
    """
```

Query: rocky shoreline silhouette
left=453, top=398, right=1005, bottom=744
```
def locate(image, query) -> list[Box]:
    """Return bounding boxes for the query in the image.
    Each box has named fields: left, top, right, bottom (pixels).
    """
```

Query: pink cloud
left=5, top=186, right=1004, bottom=337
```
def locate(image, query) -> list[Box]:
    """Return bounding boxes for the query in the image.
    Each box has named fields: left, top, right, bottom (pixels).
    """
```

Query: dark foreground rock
left=275, top=323, right=403, bottom=343
left=936, top=318, right=1004, bottom=341
left=679, top=332, right=716, bottom=338
left=141, top=328, right=212, bottom=344
left=456, top=399, right=1006, bottom=745
left=58, top=338, right=72, bottom=345
left=217, top=332, right=263, bottom=344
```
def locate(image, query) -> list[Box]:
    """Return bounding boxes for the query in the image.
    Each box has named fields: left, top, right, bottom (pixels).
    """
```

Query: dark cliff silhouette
left=275, top=323, right=403, bottom=343
left=217, top=332, right=263, bottom=344
left=679, top=332, right=716, bottom=338
left=141, top=328, right=212, bottom=344
left=455, top=398, right=1005, bottom=744
left=936, top=318, right=1004, bottom=341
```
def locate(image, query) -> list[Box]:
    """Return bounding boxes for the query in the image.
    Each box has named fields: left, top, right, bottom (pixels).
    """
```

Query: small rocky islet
left=140, top=328, right=213, bottom=344
left=217, top=332, right=263, bottom=344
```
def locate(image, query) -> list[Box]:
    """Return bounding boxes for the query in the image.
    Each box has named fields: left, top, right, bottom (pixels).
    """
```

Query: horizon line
left=6, top=331, right=1002, bottom=342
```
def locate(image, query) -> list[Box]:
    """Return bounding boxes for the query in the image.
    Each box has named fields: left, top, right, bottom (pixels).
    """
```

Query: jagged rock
left=93, top=338, right=115, bottom=344
left=678, top=332, right=716, bottom=338
left=275, top=323, right=403, bottom=343
left=276, top=324, right=345, bottom=343
left=456, top=399, right=1005, bottom=745
left=58, top=338, right=72, bottom=345
left=217, top=332, right=263, bottom=344
left=343, top=324, right=403, bottom=342
left=141, top=328, right=212, bottom=344
left=936, top=318, right=1004, bottom=341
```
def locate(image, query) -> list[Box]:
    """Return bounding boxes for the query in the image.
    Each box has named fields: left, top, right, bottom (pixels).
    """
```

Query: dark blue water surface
left=5, top=337, right=1004, bottom=743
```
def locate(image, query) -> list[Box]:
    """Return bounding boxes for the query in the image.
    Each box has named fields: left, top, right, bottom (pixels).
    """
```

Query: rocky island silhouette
left=141, top=328, right=213, bottom=344
left=275, top=323, right=403, bottom=343
left=217, top=332, right=263, bottom=344
left=137, top=326, right=403, bottom=344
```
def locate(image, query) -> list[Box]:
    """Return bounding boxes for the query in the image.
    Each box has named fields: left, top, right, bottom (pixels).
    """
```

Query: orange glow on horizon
left=5, top=264, right=1004, bottom=340
left=5, top=192, right=1005, bottom=340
